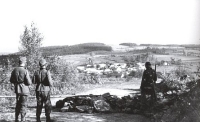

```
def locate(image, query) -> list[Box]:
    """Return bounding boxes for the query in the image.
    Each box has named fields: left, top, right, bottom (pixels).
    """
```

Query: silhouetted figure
left=140, top=62, right=157, bottom=106
left=32, top=59, right=53, bottom=122
left=10, top=57, right=32, bottom=122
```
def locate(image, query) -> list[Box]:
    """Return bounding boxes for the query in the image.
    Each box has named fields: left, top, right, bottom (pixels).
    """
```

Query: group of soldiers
left=10, top=56, right=157, bottom=122
left=10, top=57, right=53, bottom=122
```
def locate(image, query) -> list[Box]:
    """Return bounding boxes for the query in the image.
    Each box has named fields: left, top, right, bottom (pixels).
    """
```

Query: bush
left=154, top=79, right=200, bottom=122
left=123, top=56, right=136, bottom=66
left=128, top=70, right=143, bottom=78
left=45, top=56, right=102, bottom=95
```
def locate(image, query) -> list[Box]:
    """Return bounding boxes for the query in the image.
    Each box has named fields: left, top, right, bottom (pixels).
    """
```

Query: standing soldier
left=32, top=59, right=53, bottom=122
left=10, top=57, right=32, bottom=122
left=140, top=62, right=157, bottom=105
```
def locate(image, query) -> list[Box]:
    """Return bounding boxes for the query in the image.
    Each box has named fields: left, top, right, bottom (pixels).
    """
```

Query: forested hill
left=0, top=43, right=112, bottom=66
left=40, top=43, right=112, bottom=56
left=119, top=43, right=137, bottom=47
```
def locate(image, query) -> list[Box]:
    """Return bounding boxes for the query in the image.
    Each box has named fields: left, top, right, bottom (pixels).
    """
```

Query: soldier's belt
left=144, top=87, right=153, bottom=89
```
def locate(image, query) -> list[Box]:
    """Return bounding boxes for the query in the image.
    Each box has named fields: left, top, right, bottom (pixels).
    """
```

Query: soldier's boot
left=21, top=113, right=26, bottom=122
left=15, top=116, right=19, bottom=122
left=36, top=116, right=41, bottom=122
left=46, top=114, right=51, bottom=122
left=36, top=107, right=42, bottom=122
left=15, top=111, right=19, bottom=122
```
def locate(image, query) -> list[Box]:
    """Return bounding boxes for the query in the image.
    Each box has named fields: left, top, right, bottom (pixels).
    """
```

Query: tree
left=19, top=22, right=43, bottom=72
left=183, top=49, right=187, bottom=56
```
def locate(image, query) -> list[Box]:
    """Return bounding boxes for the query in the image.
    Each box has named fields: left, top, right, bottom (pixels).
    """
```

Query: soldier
left=140, top=62, right=157, bottom=105
left=10, top=57, right=32, bottom=122
left=32, top=58, right=53, bottom=122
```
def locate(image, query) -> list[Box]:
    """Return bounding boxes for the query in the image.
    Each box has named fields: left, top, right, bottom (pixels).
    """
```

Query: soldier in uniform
left=32, top=59, right=53, bottom=122
left=10, top=57, right=32, bottom=122
left=140, top=62, right=157, bottom=105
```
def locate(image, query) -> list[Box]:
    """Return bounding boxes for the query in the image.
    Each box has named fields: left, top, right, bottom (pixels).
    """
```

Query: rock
left=102, top=92, right=111, bottom=98
left=56, top=100, right=64, bottom=108
left=76, top=105, right=94, bottom=113
left=73, top=96, right=93, bottom=106
left=61, top=106, right=70, bottom=112
left=94, top=99, right=111, bottom=112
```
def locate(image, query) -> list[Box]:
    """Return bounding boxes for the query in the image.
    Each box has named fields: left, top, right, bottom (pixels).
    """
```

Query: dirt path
left=50, top=80, right=141, bottom=105
left=0, top=112, right=149, bottom=122
left=76, top=81, right=141, bottom=97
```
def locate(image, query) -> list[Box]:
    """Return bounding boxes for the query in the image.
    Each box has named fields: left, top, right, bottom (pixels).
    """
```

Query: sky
left=0, top=0, right=199, bottom=53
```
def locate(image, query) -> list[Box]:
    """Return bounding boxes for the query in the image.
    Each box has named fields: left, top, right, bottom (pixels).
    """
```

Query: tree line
left=41, top=43, right=112, bottom=56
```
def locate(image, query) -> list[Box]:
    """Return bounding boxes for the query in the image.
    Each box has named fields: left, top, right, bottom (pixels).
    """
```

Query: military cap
left=39, top=58, right=47, bottom=66
left=145, top=62, right=151, bottom=66
left=19, top=57, right=26, bottom=64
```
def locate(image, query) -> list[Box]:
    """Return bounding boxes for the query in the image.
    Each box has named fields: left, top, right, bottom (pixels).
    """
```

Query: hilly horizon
left=2, top=42, right=200, bottom=56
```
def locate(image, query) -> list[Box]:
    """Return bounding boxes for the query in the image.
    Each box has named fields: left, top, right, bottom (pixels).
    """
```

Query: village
left=77, top=59, right=146, bottom=78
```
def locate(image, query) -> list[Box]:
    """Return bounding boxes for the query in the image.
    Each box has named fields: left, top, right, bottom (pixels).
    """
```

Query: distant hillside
left=139, top=44, right=181, bottom=47
left=119, top=43, right=137, bottom=47
left=180, top=44, right=200, bottom=49
left=139, top=44, right=200, bottom=49
left=0, top=43, right=112, bottom=66
left=41, top=43, right=112, bottom=56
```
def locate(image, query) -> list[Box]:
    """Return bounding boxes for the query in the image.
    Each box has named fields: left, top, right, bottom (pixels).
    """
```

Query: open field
left=154, top=54, right=200, bottom=61
left=60, top=52, right=200, bottom=76
left=58, top=43, right=200, bottom=66
left=61, top=53, right=200, bottom=62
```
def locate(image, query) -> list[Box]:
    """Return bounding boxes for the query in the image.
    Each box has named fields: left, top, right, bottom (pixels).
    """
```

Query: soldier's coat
left=10, top=65, right=32, bottom=120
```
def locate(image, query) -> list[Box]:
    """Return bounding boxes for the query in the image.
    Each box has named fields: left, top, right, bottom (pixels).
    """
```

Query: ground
left=0, top=79, right=151, bottom=122
left=0, top=112, right=149, bottom=122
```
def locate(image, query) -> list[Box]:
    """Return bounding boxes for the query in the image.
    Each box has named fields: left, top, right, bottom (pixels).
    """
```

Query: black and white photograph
left=0, top=0, right=200, bottom=122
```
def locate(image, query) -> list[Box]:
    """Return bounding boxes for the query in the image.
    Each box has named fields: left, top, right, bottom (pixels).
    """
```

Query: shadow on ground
left=0, top=109, right=149, bottom=122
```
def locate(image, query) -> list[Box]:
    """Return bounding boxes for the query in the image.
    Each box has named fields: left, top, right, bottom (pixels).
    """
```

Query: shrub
left=128, top=70, right=143, bottom=78
left=154, top=79, right=200, bottom=122
left=45, top=56, right=102, bottom=95
left=123, top=56, right=136, bottom=66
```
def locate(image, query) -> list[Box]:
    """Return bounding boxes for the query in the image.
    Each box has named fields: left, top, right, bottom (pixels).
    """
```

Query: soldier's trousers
left=141, top=87, right=157, bottom=105
left=15, top=94, right=28, bottom=120
left=36, top=91, right=52, bottom=119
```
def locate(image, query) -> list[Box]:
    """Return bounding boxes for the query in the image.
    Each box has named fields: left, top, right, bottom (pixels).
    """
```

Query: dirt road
left=0, top=112, right=149, bottom=122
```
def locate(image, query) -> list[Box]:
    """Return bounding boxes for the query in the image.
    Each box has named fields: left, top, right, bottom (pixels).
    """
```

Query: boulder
left=56, top=100, right=64, bottom=108
left=61, top=106, right=70, bottom=112
left=93, top=99, right=111, bottom=112
left=76, top=105, right=94, bottom=113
